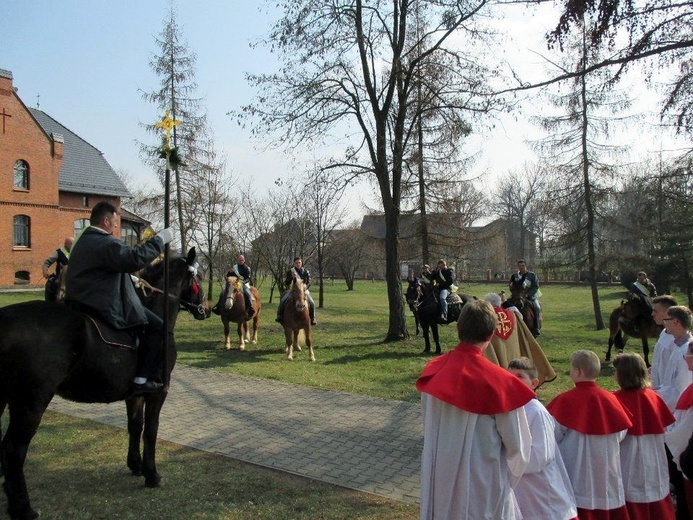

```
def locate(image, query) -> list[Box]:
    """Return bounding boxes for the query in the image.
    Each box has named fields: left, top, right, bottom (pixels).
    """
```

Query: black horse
left=606, top=293, right=662, bottom=367
left=407, top=277, right=469, bottom=355
left=504, top=280, right=541, bottom=337
left=0, top=248, right=210, bottom=520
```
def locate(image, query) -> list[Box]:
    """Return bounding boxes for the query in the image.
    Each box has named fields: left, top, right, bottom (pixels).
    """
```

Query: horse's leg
left=251, top=314, right=259, bottom=345
left=141, top=391, right=168, bottom=488
left=305, top=327, right=315, bottom=362
left=641, top=337, right=651, bottom=368
left=422, top=323, right=432, bottom=354
left=237, top=321, right=246, bottom=351
left=223, top=318, right=232, bottom=351
left=126, top=396, right=145, bottom=476
left=2, top=404, right=45, bottom=520
left=415, top=313, right=420, bottom=336
left=431, top=324, right=441, bottom=355
left=285, top=327, right=294, bottom=360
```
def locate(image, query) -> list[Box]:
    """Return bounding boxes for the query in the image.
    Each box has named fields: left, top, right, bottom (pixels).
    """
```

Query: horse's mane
left=138, top=253, right=185, bottom=287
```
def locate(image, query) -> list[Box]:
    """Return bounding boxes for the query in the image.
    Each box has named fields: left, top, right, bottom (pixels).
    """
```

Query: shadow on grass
left=325, top=350, right=428, bottom=365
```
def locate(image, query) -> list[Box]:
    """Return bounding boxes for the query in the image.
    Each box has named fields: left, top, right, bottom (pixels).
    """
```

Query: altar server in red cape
left=665, top=339, right=693, bottom=519
left=613, top=353, right=676, bottom=520
left=417, top=300, right=535, bottom=520
left=508, top=357, right=578, bottom=520
left=547, top=349, right=634, bottom=520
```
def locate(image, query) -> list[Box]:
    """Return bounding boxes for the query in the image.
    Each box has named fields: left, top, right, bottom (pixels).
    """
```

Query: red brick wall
left=0, top=74, right=121, bottom=287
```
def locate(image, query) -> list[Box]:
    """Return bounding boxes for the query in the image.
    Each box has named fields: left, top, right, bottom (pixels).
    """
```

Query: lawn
left=0, top=280, right=657, bottom=405
left=0, top=280, right=666, bottom=519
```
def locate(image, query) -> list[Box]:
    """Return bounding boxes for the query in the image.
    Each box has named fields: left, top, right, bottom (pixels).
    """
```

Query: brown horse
left=279, top=278, right=315, bottom=361
left=606, top=293, right=662, bottom=366
left=220, top=276, right=261, bottom=351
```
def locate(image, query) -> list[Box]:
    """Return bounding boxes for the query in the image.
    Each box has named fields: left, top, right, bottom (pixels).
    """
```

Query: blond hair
left=570, top=350, right=601, bottom=379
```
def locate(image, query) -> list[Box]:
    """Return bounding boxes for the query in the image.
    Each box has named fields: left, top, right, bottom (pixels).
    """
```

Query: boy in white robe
left=547, top=349, right=633, bottom=520
left=508, top=357, right=578, bottom=520
left=417, top=300, right=535, bottom=520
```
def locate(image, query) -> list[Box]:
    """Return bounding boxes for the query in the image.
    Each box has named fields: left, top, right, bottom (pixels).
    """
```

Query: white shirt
left=620, top=433, right=672, bottom=502
left=655, top=337, right=692, bottom=413
left=420, top=393, right=531, bottom=520
left=515, top=399, right=577, bottom=520
left=651, top=330, right=675, bottom=390
left=666, top=403, right=693, bottom=475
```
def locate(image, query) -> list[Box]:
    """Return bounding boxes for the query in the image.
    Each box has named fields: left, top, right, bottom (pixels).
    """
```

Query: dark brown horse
left=0, top=248, right=210, bottom=520
left=504, top=281, right=541, bottom=337
left=405, top=273, right=420, bottom=335
left=220, top=276, right=262, bottom=351
left=279, top=278, right=314, bottom=361
left=606, top=293, right=662, bottom=366
left=407, top=277, right=468, bottom=355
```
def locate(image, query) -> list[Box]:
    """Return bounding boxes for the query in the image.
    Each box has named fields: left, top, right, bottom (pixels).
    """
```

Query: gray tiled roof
left=28, top=108, right=131, bottom=197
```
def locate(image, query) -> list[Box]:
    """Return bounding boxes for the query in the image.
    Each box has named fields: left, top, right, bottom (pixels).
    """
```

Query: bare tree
left=327, top=223, right=370, bottom=290
left=494, top=166, right=546, bottom=261
left=306, top=168, right=349, bottom=308
left=237, top=0, right=505, bottom=341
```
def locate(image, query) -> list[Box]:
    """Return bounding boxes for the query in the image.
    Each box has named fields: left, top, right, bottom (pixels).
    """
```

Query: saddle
left=85, top=315, right=139, bottom=350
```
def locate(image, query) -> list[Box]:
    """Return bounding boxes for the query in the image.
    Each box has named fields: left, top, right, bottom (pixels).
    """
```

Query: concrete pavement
left=48, top=365, right=423, bottom=504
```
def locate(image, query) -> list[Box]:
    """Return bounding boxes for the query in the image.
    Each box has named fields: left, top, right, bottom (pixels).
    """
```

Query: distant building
left=0, top=68, right=142, bottom=286
left=359, top=213, right=536, bottom=280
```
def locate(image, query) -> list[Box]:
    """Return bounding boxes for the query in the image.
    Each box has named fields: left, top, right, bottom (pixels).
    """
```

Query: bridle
left=133, top=263, right=208, bottom=318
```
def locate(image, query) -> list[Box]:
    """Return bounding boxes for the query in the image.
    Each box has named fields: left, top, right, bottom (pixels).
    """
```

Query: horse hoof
left=287, top=356, right=293, bottom=361
left=145, top=474, right=161, bottom=488
left=239, top=346, right=245, bottom=351
left=310, top=356, right=316, bottom=362
left=296, top=346, right=302, bottom=352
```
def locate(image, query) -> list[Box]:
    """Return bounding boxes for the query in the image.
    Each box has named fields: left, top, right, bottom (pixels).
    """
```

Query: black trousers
left=138, top=308, right=164, bottom=381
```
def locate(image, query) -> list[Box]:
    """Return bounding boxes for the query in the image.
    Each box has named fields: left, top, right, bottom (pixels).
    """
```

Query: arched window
left=13, top=215, right=30, bottom=247
left=74, top=218, right=89, bottom=239
left=13, top=160, right=29, bottom=190
left=14, top=271, right=30, bottom=285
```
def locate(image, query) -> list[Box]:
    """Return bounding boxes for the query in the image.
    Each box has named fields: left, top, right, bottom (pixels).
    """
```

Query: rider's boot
left=309, top=305, right=317, bottom=326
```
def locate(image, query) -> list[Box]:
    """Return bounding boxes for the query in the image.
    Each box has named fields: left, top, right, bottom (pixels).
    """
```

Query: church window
left=13, top=215, right=30, bottom=247
left=13, top=160, right=29, bottom=190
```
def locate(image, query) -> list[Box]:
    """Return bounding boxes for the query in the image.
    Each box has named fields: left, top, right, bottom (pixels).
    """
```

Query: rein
left=133, top=274, right=207, bottom=318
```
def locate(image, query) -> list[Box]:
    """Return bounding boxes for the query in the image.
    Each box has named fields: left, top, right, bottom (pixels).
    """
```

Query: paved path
left=48, top=365, right=423, bottom=504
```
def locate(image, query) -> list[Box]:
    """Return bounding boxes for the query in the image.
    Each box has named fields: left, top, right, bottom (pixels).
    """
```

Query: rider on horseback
left=212, top=254, right=254, bottom=316
left=276, top=257, right=317, bottom=325
left=430, top=259, right=455, bottom=322
left=42, top=236, right=73, bottom=301
left=65, top=201, right=174, bottom=395
left=510, top=259, right=541, bottom=336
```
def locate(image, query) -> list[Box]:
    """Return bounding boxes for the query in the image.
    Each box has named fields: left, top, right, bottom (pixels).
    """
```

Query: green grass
left=1, top=281, right=657, bottom=405
left=0, top=281, right=670, bottom=519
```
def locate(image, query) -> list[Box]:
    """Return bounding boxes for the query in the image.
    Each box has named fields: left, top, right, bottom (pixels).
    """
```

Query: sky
left=1, top=1, right=686, bottom=222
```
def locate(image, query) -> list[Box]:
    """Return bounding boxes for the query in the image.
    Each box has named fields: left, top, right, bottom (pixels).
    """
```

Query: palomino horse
left=606, top=293, right=662, bottom=366
left=0, top=248, right=210, bottom=520
left=504, top=280, right=541, bottom=337
left=220, top=275, right=262, bottom=350
left=408, top=277, right=468, bottom=355
left=279, top=278, right=315, bottom=361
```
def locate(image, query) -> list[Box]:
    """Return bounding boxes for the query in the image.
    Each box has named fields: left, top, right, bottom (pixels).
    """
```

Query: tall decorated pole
left=155, top=109, right=180, bottom=385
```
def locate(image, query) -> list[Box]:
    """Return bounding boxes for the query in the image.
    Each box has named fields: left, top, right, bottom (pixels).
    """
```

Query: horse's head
left=507, top=280, right=528, bottom=307
left=140, top=247, right=211, bottom=320
left=222, top=275, right=244, bottom=310
left=405, top=278, right=422, bottom=307
left=291, top=278, right=307, bottom=312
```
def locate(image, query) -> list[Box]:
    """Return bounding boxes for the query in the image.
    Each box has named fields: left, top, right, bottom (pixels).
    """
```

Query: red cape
left=547, top=381, right=633, bottom=435
left=613, top=388, right=675, bottom=435
left=676, top=383, right=693, bottom=410
left=416, top=342, right=535, bottom=414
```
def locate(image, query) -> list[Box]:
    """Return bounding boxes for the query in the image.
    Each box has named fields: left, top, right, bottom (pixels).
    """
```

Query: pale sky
left=2, top=0, right=685, bottom=221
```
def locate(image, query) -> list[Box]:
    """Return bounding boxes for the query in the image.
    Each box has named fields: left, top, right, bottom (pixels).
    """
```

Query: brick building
left=0, top=68, right=132, bottom=287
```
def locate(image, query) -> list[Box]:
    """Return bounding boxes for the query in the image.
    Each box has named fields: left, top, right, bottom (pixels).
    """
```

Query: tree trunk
left=384, top=203, right=407, bottom=341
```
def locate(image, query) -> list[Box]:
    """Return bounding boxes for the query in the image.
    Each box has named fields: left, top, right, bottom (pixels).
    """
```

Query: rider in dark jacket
left=65, top=201, right=173, bottom=394
left=430, top=259, right=455, bottom=321
left=212, top=255, right=254, bottom=316
left=276, top=257, right=316, bottom=325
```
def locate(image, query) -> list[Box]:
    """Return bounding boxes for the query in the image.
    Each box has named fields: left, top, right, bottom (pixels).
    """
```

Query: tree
left=306, top=168, right=348, bottom=308
left=139, top=3, right=214, bottom=251
left=550, top=0, right=693, bottom=142
left=535, top=19, right=633, bottom=329
left=238, top=0, right=503, bottom=341
left=326, top=223, right=370, bottom=290
left=494, top=166, right=546, bottom=261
